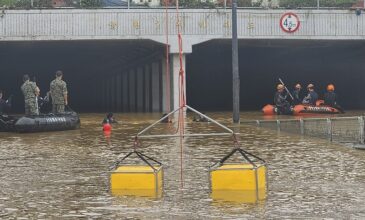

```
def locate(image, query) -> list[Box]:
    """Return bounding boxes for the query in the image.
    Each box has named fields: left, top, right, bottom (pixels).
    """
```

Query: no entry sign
left=280, top=12, right=300, bottom=33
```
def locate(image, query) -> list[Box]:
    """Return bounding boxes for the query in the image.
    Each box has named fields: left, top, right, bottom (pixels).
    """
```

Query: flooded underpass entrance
left=2, top=8, right=365, bottom=219
left=186, top=39, right=365, bottom=111
left=0, top=40, right=167, bottom=113
left=2, top=39, right=365, bottom=114
left=1, top=38, right=365, bottom=219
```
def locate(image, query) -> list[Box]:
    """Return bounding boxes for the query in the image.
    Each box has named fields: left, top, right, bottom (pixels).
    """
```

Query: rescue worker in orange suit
left=292, top=83, right=302, bottom=105
left=274, top=84, right=291, bottom=115
left=302, top=84, right=318, bottom=105
left=324, top=84, right=345, bottom=113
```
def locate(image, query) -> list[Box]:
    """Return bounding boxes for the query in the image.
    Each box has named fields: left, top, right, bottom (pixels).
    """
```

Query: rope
left=164, top=0, right=171, bottom=113
left=174, top=0, right=186, bottom=188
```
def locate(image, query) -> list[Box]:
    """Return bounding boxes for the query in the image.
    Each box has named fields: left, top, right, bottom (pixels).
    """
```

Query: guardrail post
left=300, top=119, right=304, bottom=135
left=327, top=118, right=332, bottom=141
left=359, top=116, right=364, bottom=144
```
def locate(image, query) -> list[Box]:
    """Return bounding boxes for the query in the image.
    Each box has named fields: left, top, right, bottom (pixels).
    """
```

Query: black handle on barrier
left=239, top=148, right=266, bottom=163
left=212, top=146, right=266, bottom=169
left=135, top=151, right=158, bottom=172
left=238, top=148, right=255, bottom=166
left=219, top=147, right=239, bottom=164
left=111, top=149, right=162, bottom=172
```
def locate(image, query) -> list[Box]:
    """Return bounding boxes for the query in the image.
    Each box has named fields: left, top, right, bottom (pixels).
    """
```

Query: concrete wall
left=1, top=9, right=365, bottom=53
left=98, top=58, right=169, bottom=112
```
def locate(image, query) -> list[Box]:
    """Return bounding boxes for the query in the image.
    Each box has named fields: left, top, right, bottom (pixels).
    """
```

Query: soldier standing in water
left=50, top=70, right=68, bottom=114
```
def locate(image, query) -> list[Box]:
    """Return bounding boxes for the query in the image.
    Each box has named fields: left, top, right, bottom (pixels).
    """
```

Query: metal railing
left=0, top=0, right=363, bottom=9
left=249, top=116, right=365, bottom=144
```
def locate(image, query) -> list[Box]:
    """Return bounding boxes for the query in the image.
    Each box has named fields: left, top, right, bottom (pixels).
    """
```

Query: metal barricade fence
left=258, top=120, right=280, bottom=131
left=278, top=119, right=301, bottom=134
left=302, top=118, right=329, bottom=139
left=243, top=116, right=365, bottom=145
left=330, top=117, right=364, bottom=144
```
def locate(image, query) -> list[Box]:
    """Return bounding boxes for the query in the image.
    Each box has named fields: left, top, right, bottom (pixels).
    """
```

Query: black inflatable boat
left=0, top=112, right=80, bottom=133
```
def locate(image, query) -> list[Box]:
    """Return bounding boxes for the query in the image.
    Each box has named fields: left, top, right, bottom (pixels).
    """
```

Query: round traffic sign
left=280, top=12, right=300, bottom=33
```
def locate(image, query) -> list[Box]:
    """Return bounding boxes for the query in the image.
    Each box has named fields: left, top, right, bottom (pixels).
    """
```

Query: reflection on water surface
left=0, top=112, right=364, bottom=219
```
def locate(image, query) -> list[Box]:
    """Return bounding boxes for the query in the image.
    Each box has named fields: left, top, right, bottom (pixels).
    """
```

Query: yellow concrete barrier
left=209, top=148, right=267, bottom=203
left=110, top=165, right=163, bottom=191
left=211, top=189, right=266, bottom=203
left=111, top=189, right=163, bottom=198
left=210, top=164, right=266, bottom=191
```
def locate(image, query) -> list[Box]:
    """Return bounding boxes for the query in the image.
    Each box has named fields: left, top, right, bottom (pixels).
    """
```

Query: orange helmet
left=327, top=84, right=335, bottom=91
left=295, top=84, right=301, bottom=89
left=277, top=84, right=284, bottom=90
left=307, top=84, right=314, bottom=89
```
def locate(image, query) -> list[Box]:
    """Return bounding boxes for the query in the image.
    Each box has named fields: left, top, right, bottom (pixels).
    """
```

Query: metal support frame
left=232, top=0, right=240, bottom=123
left=137, top=104, right=236, bottom=139
left=300, top=119, right=304, bottom=135
left=210, top=147, right=266, bottom=169
left=327, top=118, right=332, bottom=141
left=359, top=116, right=364, bottom=144
left=111, top=150, right=162, bottom=171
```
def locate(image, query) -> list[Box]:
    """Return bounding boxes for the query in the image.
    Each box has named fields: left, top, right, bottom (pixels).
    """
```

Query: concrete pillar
left=122, top=72, right=129, bottom=112
left=103, top=78, right=109, bottom=112
left=144, top=64, right=151, bottom=112
left=111, top=75, right=116, bottom=112
left=158, top=61, right=163, bottom=112
left=116, top=73, right=122, bottom=112
left=109, top=77, right=113, bottom=112
left=151, top=62, right=160, bottom=112
left=171, top=53, right=186, bottom=110
left=161, top=58, right=171, bottom=113
left=105, top=78, right=108, bottom=112
left=136, top=67, right=144, bottom=112
left=96, top=79, right=101, bottom=112
left=129, top=69, right=136, bottom=112
left=100, top=79, right=103, bottom=112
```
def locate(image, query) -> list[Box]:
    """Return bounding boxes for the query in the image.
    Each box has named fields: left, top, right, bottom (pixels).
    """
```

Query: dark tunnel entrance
left=186, top=39, right=365, bottom=111
left=1, top=39, right=365, bottom=114
left=0, top=40, right=165, bottom=113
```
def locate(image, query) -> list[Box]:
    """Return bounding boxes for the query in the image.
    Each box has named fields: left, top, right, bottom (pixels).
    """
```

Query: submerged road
left=0, top=112, right=364, bottom=218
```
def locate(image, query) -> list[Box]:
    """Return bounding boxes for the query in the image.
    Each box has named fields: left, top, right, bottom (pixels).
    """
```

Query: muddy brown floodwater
left=0, top=112, right=365, bottom=219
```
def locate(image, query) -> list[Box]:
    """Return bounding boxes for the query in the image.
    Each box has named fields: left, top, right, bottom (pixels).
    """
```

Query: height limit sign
left=280, top=12, right=300, bottom=33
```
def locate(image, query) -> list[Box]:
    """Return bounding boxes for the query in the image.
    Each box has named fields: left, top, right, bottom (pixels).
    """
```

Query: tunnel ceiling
left=0, top=40, right=163, bottom=80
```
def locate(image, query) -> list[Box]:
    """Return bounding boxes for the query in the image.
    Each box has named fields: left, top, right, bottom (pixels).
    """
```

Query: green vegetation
left=80, top=0, right=102, bottom=8
left=0, top=0, right=360, bottom=8
left=0, top=0, right=52, bottom=8
left=280, top=0, right=358, bottom=8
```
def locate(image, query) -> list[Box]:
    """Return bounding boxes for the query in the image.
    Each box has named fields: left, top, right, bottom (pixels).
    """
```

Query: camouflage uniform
left=21, top=80, right=39, bottom=115
left=50, top=77, right=67, bottom=114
